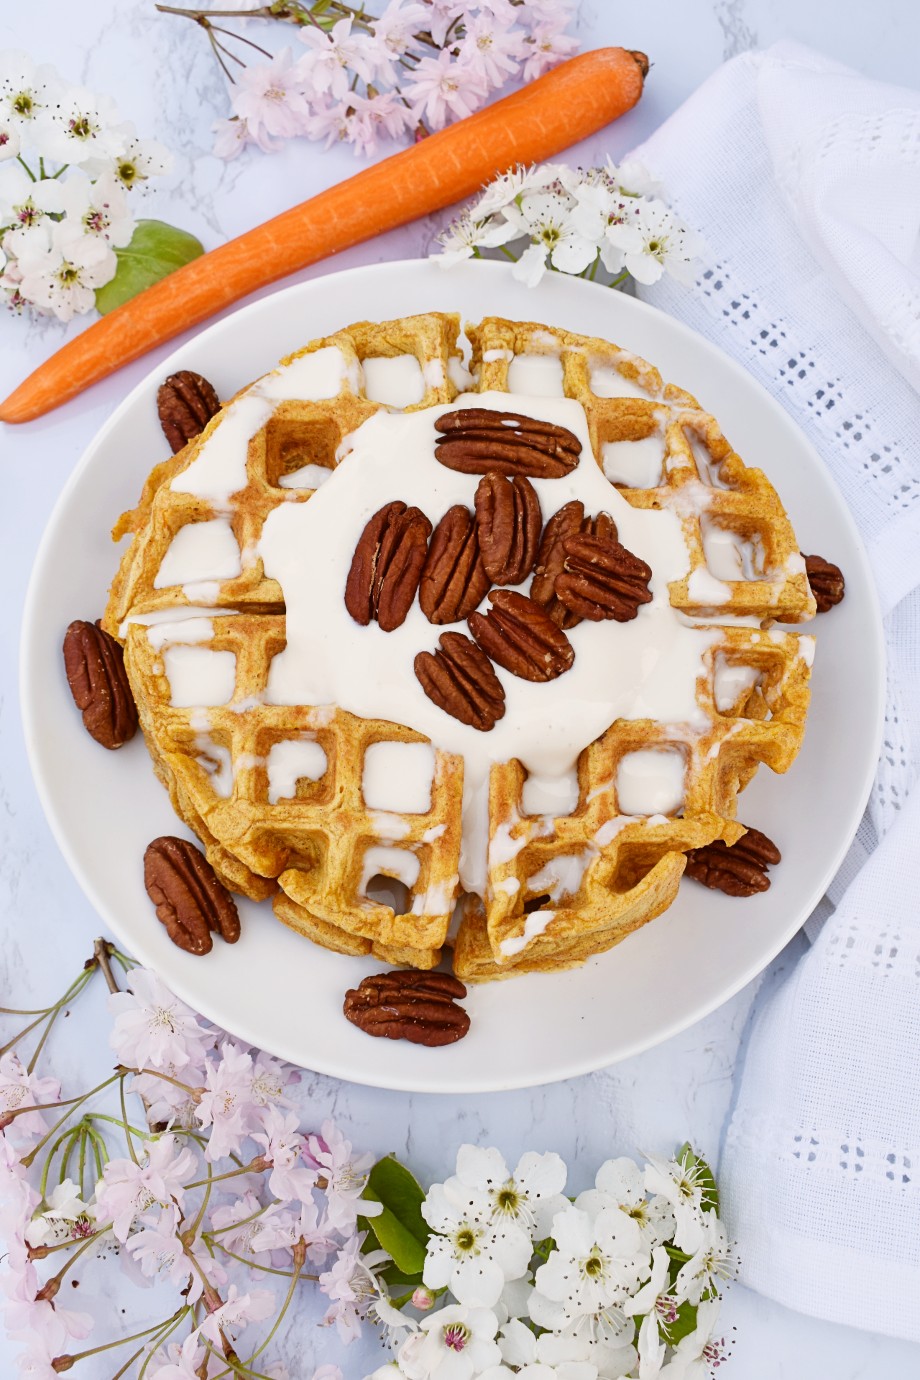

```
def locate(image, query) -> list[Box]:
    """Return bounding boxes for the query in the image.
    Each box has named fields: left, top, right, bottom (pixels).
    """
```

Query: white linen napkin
left=630, top=41, right=920, bottom=1341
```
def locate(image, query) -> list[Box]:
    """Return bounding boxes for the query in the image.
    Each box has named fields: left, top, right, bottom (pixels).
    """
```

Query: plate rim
left=20, top=258, right=886, bottom=1091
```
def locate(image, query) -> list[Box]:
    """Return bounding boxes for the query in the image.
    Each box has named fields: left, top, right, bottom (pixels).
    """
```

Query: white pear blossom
left=535, top=1205, right=648, bottom=1318
left=614, top=200, right=702, bottom=286
left=33, top=84, right=125, bottom=165
left=503, top=189, right=600, bottom=286
left=658, top=1299, right=727, bottom=1377
left=643, top=1156, right=708, bottom=1254
left=83, top=123, right=173, bottom=189
left=0, top=50, right=61, bottom=135
left=25, top=1179, right=96, bottom=1249
left=447, top=1144, right=569, bottom=1237
left=575, top=1158, right=676, bottom=1250
left=671, top=1212, right=737, bottom=1305
left=397, top=1304, right=501, bottom=1380
left=55, top=170, right=135, bottom=248
left=421, top=1181, right=532, bottom=1307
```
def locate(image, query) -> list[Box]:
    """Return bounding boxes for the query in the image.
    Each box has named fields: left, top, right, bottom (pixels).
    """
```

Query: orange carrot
left=0, top=48, right=648, bottom=424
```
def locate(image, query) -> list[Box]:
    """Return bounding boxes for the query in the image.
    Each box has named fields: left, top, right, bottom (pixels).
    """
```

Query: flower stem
left=19, top=1074, right=121, bottom=1168
left=185, top=1157, right=268, bottom=1189
left=57, top=1306, right=190, bottom=1367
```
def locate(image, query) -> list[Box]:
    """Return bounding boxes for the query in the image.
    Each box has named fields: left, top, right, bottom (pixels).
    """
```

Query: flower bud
left=411, top=1286, right=435, bottom=1311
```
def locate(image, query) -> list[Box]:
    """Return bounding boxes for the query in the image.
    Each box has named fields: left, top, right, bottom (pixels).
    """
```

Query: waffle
left=105, top=311, right=815, bottom=981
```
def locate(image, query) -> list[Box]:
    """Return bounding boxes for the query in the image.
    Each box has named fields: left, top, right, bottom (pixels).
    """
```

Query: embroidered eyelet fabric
left=631, top=42, right=920, bottom=1341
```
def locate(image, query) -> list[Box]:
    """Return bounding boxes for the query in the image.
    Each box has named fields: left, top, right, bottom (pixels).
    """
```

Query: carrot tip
left=628, top=50, right=650, bottom=80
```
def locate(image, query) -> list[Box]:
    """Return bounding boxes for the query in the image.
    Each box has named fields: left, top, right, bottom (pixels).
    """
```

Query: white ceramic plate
left=21, top=260, right=884, bottom=1093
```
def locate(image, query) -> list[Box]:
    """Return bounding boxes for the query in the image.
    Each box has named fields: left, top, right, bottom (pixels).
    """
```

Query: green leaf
left=94, top=219, right=204, bottom=314
left=358, top=1155, right=430, bottom=1278
left=367, top=1156, right=429, bottom=1243
left=361, top=1195, right=426, bottom=1276
left=676, top=1142, right=719, bottom=1214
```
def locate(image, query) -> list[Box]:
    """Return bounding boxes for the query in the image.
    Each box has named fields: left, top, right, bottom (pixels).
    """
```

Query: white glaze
left=507, top=354, right=564, bottom=395
left=589, top=361, right=654, bottom=399
left=701, top=519, right=760, bottom=580
left=602, top=434, right=665, bottom=488
left=521, top=770, right=580, bottom=818
left=155, top=518, right=241, bottom=588
left=714, top=658, right=761, bottom=713
left=266, top=738, right=328, bottom=803
left=360, top=846, right=421, bottom=895
left=687, top=566, right=733, bottom=605
left=362, top=355, right=426, bottom=408
left=362, top=741, right=435, bottom=814
left=170, top=347, right=353, bottom=505
left=163, top=646, right=237, bottom=707
left=616, top=748, right=686, bottom=816
left=278, top=462, right=333, bottom=490
left=500, top=908, right=556, bottom=957
left=527, top=852, right=591, bottom=901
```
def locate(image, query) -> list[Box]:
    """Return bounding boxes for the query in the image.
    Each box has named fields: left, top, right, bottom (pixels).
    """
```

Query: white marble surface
left=2, top=1, right=920, bottom=1376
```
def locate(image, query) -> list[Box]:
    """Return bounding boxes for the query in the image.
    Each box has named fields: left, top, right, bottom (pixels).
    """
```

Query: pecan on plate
left=157, top=371, right=221, bottom=453
left=345, top=501, right=432, bottom=632
left=434, top=408, right=581, bottom=479
left=802, top=553, right=845, bottom=613
left=63, top=620, right=138, bottom=750
left=556, top=531, right=653, bottom=623
left=144, top=836, right=241, bottom=955
left=474, top=472, right=542, bottom=586
left=415, top=631, right=505, bottom=731
left=468, top=589, right=574, bottom=683
left=684, top=826, right=781, bottom=897
left=419, top=505, right=490, bottom=623
left=343, top=970, right=470, bottom=1046
left=531, top=503, right=618, bottom=628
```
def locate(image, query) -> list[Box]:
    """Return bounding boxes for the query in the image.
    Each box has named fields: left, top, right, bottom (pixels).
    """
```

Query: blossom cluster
left=435, top=160, right=702, bottom=289
left=366, top=1144, right=736, bottom=1379
left=0, top=964, right=385, bottom=1378
left=0, top=952, right=735, bottom=1378
left=0, top=50, right=172, bottom=320
left=199, top=0, right=578, bottom=161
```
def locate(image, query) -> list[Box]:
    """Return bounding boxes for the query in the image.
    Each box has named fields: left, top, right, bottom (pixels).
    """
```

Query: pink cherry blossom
left=249, top=1050, right=297, bottom=1110
left=403, top=49, right=489, bottom=130
left=212, top=115, right=252, bottom=160
left=520, top=18, right=580, bottom=82
left=210, top=1190, right=275, bottom=1267
left=252, top=1106, right=317, bottom=1204
left=199, top=1283, right=275, bottom=1346
left=457, top=11, right=525, bottom=92
left=109, top=969, right=213, bottom=1074
left=230, top=48, right=313, bottom=150
left=421, top=0, right=468, bottom=46
left=148, top=1331, right=208, bottom=1380
left=298, top=18, right=378, bottom=100
left=197, top=1041, right=257, bottom=1161
left=124, top=1203, right=220, bottom=1303
left=248, top=1198, right=332, bottom=1265
left=370, top=2, right=429, bottom=65
left=304, top=1120, right=380, bottom=1234
left=0, top=1053, right=60, bottom=1143
left=95, top=1134, right=197, bottom=1241
left=319, top=1234, right=389, bottom=1343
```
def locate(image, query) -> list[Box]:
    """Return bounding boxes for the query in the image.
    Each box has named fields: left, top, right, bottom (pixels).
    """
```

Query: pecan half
left=343, top=970, right=470, bottom=1046
left=556, top=532, right=653, bottom=622
left=63, top=620, right=138, bottom=749
left=415, top=631, right=505, bottom=731
left=144, top=836, right=241, bottom=954
left=803, top=553, right=845, bottom=613
left=157, top=370, right=221, bottom=453
left=684, top=826, right=781, bottom=897
left=345, top=501, right=432, bottom=632
left=434, top=408, right=581, bottom=479
left=531, top=503, right=618, bottom=628
left=468, top=589, right=574, bottom=683
left=474, top=473, right=542, bottom=586
left=419, top=505, right=490, bottom=623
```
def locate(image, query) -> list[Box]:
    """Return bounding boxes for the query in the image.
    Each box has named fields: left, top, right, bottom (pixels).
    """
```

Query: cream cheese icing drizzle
left=257, top=391, right=718, bottom=894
